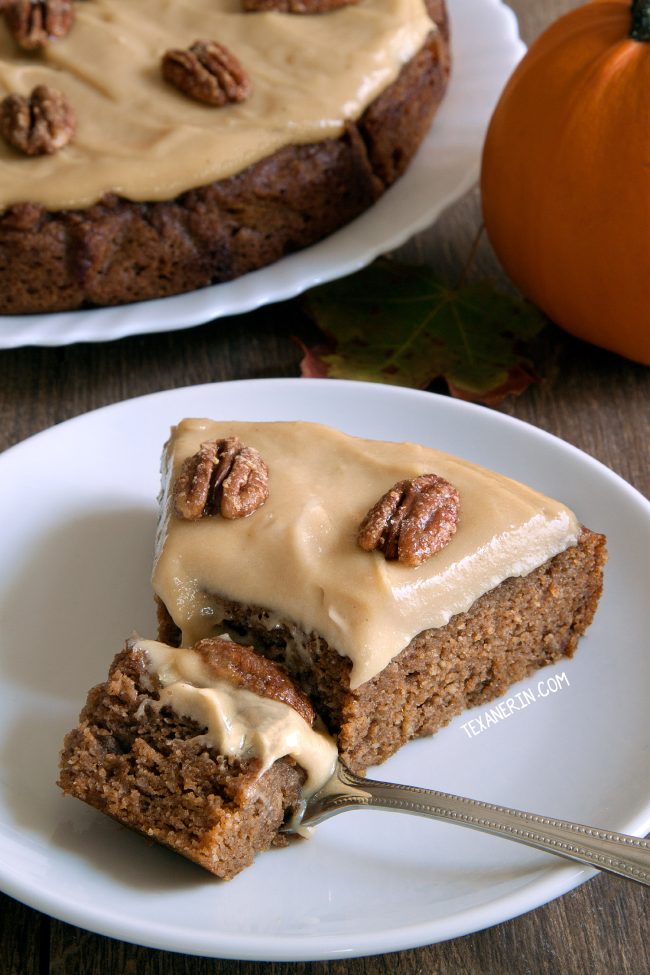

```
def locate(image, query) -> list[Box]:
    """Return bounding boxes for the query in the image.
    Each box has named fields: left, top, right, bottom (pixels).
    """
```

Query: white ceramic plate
left=0, top=0, right=524, bottom=348
left=1, top=379, right=649, bottom=960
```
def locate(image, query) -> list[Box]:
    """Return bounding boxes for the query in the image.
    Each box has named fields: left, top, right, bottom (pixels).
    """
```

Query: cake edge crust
left=156, top=527, right=607, bottom=772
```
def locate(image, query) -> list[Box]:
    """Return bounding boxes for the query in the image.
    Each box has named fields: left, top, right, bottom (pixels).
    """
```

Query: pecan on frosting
left=173, top=437, right=269, bottom=520
left=194, top=637, right=315, bottom=726
left=0, top=85, right=75, bottom=156
left=161, top=40, right=251, bottom=106
left=3, top=0, right=74, bottom=50
left=358, top=473, right=460, bottom=566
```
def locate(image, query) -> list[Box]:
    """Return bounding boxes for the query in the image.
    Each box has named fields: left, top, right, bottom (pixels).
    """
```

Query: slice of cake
left=58, top=637, right=337, bottom=879
left=153, top=420, right=606, bottom=773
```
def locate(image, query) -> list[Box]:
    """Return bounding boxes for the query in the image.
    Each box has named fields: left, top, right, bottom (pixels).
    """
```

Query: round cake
left=0, top=0, right=450, bottom=314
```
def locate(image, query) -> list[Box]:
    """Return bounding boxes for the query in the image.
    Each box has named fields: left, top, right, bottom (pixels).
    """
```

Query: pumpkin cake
left=58, top=636, right=338, bottom=879
left=0, top=0, right=450, bottom=314
left=153, top=419, right=607, bottom=773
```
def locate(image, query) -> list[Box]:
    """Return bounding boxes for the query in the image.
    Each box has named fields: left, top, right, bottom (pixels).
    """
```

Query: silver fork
left=284, top=759, right=650, bottom=887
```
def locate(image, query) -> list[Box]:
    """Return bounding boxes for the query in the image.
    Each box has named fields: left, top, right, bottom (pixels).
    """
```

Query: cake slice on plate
left=153, top=419, right=606, bottom=773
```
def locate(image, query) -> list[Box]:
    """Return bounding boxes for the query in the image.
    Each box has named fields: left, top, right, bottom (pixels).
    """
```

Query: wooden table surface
left=1, top=1, right=648, bottom=971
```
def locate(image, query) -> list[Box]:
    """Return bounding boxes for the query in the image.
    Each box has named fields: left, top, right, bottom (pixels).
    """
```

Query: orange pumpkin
left=481, top=0, right=650, bottom=365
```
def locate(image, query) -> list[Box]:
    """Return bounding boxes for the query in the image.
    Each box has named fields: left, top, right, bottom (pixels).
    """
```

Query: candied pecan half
left=0, top=85, right=75, bottom=156
left=193, top=637, right=315, bottom=725
left=173, top=437, right=269, bottom=520
left=358, top=474, right=460, bottom=566
left=243, top=0, right=358, bottom=10
left=161, top=40, right=251, bottom=107
left=3, top=0, right=74, bottom=51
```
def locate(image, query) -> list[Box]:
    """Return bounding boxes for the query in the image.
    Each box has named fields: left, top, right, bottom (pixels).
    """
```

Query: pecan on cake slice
left=173, top=437, right=269, bottom=520
left=358, top=473, right=460, bottom=566
left=193, top=637, right=316, bottom=726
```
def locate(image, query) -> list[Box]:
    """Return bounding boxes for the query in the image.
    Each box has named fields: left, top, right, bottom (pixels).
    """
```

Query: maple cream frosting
left=0, top=0, right=434, bottom=211
left=135, top=638, right=338, bottom=796
left=152, top=420, right=581, bottom=690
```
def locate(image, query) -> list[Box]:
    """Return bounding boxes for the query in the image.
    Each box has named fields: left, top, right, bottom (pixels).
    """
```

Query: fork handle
left=316, top=766, right=650, bottom=887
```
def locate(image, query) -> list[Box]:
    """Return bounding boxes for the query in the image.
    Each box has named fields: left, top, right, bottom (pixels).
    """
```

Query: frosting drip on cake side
left=0, top=0, right=434, bottom=210
left=152, top=420, right=581, bottom=690
left=136, top=638, right=338, bottom=796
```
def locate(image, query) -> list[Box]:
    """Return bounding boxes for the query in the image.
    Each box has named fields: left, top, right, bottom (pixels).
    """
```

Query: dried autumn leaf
left=299, top=260, right=546, bottom=405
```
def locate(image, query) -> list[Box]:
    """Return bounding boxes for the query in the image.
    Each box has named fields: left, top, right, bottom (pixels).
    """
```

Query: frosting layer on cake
left=0, top=0, right=434, bottom=210
left=153, top=420, right=580, bottom=689
left=137, top=638, right=337, bottom=795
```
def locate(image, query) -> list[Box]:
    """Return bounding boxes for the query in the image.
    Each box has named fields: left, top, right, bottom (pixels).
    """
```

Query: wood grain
left=0, top=0, right=648, bottom=972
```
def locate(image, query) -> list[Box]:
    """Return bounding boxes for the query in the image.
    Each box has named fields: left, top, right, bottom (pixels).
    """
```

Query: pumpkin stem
left=630, top=0, right=650, bottom=40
